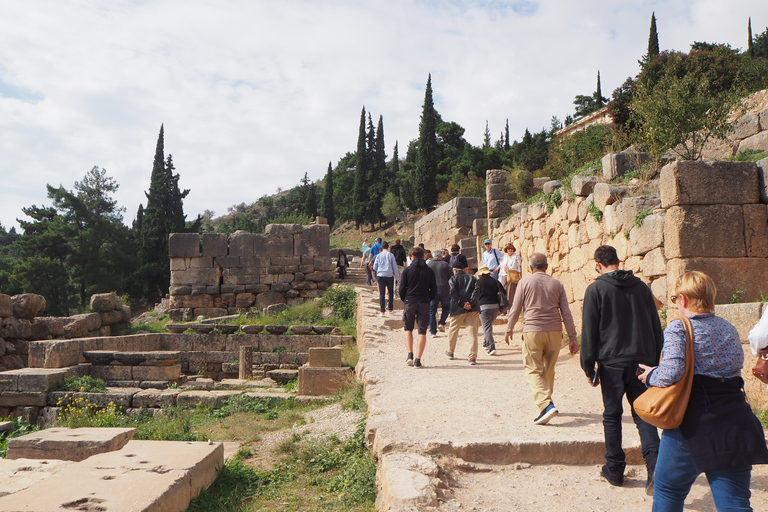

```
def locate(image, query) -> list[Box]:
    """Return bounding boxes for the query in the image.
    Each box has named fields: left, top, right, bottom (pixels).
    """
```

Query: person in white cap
left=482, top=238, right=504, bottom=281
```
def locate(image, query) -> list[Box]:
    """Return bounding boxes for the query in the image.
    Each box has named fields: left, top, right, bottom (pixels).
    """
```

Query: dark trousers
left=599, top=362, right=660, bottom=474
left=377, top=276, right=394, bottom=312
left=429, top=294, right=450, bottom=334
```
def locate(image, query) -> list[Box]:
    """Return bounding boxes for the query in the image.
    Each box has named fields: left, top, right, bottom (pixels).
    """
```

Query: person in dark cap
left=446, top=258, right=480, bottom=365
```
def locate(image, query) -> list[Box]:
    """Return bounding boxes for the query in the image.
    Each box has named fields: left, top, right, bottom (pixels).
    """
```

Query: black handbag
left=497, top=280, right=509, bottom=313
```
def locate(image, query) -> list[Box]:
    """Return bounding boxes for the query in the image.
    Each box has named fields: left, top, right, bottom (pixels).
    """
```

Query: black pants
left=599, top=362, right=660, bottom=474
left=377, top=276, right=394, bottom=312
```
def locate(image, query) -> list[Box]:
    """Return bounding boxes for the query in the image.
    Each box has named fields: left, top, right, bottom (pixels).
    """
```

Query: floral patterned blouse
left=646, top=312, right=743, bottom=388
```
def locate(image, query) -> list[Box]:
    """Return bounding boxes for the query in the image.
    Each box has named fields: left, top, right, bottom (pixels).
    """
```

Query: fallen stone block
left=309, top=347, right=342, bottom=368
left=7, top=427, right=136, bottom=461
left=298, top=366, right=353, bottom=396
left=0, top=457, right=72, bottom=498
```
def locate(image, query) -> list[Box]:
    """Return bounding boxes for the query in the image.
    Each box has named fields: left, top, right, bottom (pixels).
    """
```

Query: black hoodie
left=398, top=258, right=437, bottom=304
left=580, top=270, right=663, bottom=379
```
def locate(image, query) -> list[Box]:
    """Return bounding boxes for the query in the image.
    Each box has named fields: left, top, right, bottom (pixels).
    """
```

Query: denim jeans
left=599, top=363, right=660, bottom=475
left=377, top=276, right=394, bottom=313
left=653, top=428, right=753, bottom=512
left=429, top=295, right=450, bottom=334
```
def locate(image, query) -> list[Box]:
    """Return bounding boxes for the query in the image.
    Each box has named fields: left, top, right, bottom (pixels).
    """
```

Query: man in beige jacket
left=505, top=252, right=578, bottom=425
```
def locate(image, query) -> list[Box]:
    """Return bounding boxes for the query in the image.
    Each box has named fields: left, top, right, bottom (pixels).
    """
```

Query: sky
left=1, top=0, right=767, bottom=231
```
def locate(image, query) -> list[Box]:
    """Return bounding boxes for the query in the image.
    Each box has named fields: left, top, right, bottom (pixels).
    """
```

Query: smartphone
left=592, top=371, right=600, bottom=386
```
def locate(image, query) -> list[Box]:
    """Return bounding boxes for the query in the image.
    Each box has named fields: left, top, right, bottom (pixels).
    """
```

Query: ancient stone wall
left=413, top=197, right=486, bottom=268
left=168, top=224, right=333, bottom=320
left=701, top=89, right=768, bottom=159
left=0, top=292, right=131, bottom=372
left=489, top=160, right=768, bottom=330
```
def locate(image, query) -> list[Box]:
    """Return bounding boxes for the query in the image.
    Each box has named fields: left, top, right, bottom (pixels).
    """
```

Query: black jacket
left=398, top=258, right=437, bottom=304
left=580, top=270, right=663, bottom=379
left=477, top=275, right=503, bottom=306
left=449, top=272, right=479, bottom=316
left=390, top=244, right=407, bottom=266
left=427, top=258, right=452, bottom=297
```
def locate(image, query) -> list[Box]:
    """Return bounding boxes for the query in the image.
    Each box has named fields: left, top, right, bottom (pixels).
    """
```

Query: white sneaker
left=378, top=312, right=386, bottom=317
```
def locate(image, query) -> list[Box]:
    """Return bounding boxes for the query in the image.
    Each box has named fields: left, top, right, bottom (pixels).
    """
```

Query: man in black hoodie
left=399, top=246, right=437, bottom=368
left=580, top=245, right=663, bottom=494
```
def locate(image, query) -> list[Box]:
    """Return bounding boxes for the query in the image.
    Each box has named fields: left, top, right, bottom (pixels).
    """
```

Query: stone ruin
left=167, top=223, right=334, bottom=321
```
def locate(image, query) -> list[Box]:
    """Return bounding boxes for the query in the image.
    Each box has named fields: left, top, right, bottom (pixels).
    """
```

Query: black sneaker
left=646, top=467, right=655, bottom=496
left=600, top=465, right=624, bottom=487
left=406, top=353, right=414, bottom=366
left=533, top=403, right=558, bottom=425
left=414, top=359, right=423, bottom=369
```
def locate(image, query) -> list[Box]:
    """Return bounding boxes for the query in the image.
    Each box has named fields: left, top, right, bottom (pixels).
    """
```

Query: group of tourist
left=361, top=236, right=768, bottom=509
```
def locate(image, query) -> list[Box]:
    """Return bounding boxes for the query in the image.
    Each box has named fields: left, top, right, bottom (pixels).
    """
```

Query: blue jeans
left=599, top=363, right=659, bottom=475
left=429, top=295, right=450, bottom=334
left=653, top=428, right=753, bottom=512
left=377, top=276, right=394, bottom=313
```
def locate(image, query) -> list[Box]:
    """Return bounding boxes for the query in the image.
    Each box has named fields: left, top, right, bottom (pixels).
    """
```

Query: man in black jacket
left=580, top=245, right=663, bottom=494
left=398, top=246, right=437, bottom=368
left=390, top=239, right=407, bottom=272
left=427, top=249, right=452, bottom=337
left=446, top=259, right=480, bottom=365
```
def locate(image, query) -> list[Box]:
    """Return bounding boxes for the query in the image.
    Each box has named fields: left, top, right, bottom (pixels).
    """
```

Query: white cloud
left=0, top=0, right=766, bottom=230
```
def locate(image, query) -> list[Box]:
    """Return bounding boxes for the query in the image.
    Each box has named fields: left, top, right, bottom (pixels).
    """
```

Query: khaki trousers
left=447, top=311, right=480, bottom=359
left=522, top=331, right=562, bottom=412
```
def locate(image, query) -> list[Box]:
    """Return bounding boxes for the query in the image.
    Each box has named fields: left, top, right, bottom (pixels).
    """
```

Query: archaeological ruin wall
left=413, top=197, right=486, bottom=269
left=168, top=224, right=334, bottom=321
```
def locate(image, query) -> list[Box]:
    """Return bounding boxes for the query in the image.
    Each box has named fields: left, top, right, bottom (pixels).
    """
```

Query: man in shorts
left=398, top=246, right=437, bottom=368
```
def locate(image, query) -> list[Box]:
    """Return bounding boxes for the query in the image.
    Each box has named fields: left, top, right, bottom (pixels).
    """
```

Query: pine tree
left=647, top=12, right=660, bottom=62
left=352, top=107, right=368, bottom=229
left=321, top=162, right=335, bottom=227
left=414, top=74, right=439, bottom=210
left=749, top=17, right=754, bottom=57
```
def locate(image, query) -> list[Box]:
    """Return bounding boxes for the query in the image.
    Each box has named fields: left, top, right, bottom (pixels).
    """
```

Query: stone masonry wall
left=413, top=197, right=486, bottom=269
left=489, top=160, right=768, bottom=331
left=168, top=223, right=333, bottom=320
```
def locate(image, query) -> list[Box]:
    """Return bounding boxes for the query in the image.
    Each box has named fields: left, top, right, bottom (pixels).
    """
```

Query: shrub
left=319, top=284, right=356, bottom=321
left=52, top=376, right=107, bottom=393
left=587, top=201, right=603, bottom=222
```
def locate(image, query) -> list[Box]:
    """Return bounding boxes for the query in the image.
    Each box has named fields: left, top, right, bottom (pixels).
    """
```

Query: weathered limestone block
left=0, top=293, right=12, bottom=317
left=202, top=233, right=228, bottom=257
left=169, top=295, right=215, bottom=310
left=666, top=258, right=768, bottom=305
left=629, top=213, right=664, bottom=256
left=758, top=157, right=768, bottom=204
left=265, top=236, right=293, bottom=257
left=234, top=293, right=256, bottom=308
left=730, top=113, right=761, bottom=141
left=744, top=204, right=768, bottom=257
left=487, top=199, right=514, bottom=219
left=699, top=136, right=738, bottom=160
left=12, top=294, right=46, bottom=319
left=14, top=368, right=71, bottom=392
left=170, top=268, right=220, bottom=286
left=214, top=255, right=240, bottom=268
left=571, top=175, right=598, bottom=197
left=614, top=196, right=662, bottom=233
left=132, top=388, right=180, bottom=408
left=298, top=366, right=352, bottom=396
left=664, top=205, right=745, bottom=259
left=305, top=271, right=335, bottom=282
left=1, top=317, right=32, bottom=339
left=63, top=313, right=102, bottom=339
left=660, top=161, right=760, bottom=207
left=485, top=169, right=508, bottom=184
left=641, top=248, right=667, bottom=277
left=651, top=277, right=667, bottom=304
left=90, top=292, right=121, bottom=312
left=176, top=390, right=218, bottom=408
left=738, top=131, right=768, bottom=153
left=543, top=180, right=562, bottom=194
left=254, top=292, right=286, bottom=309
left=90, top=365, right=132, bottom=381
left=376, top=453, right=440, bottom=511
left=593, top=183, right=628, bottom=209
left=100, top=310, right=126, bottom=326
left=308, top=347, right=342, bottom=367
left=228, top=231, right=254, bottom=257
left=132, top=365, right=181, bottom=381
left=715, top=303, right=764, bottom=341
left=602, top=152, right=631, bottom=180
left=528, top=202, right=547, bottom=221
left=192, top=308, right=228, bottom=319
left=6, top=427, right=136, bottom=461
left=487, top=183, right=509, bottom=201
left=168, top=233, right=200, bottom=258
left=266, top=223, right=302, bottom=236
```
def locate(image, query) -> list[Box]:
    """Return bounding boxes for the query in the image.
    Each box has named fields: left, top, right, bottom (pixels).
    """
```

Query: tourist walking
left=476, top=266, right=505, bottom=355
left=447, top=244, right=469, bottom=270
left=372, top=241, right=399, bottom=317
left=398, top=246, right=437, bottom=369
left=390, top=238, right=407, bottom=273
left=336, top=249, right=349, bottom=280
left=638, top=271, right=768, bottom=511
left=505, top=253, right=578, bottom=425
left=581, top=245, right=663, bottom=493
left=361, top=242, right=374, bottom=285
left=500, top=243, right=522, bottom=306
left=427, top=249, right=452, bottom=338
left=481, top=238, right=504, bottom=280
left=446, top=259, right=480, bottom=365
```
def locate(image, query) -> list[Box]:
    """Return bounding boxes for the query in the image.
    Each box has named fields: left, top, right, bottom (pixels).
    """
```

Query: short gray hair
left=529, top=252, right=548, bottom=270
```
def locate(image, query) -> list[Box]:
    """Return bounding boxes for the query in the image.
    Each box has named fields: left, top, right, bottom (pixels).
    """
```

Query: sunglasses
left=671, top=295, right=681, bottom=304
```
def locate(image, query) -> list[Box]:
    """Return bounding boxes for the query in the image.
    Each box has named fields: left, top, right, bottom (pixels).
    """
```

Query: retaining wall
left=412, top=197, right=486, bottom=268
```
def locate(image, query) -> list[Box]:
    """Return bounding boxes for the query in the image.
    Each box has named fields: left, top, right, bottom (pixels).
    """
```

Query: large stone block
left=0, top=293, right=12, bottom=317
left=486, top=183, right=508, bottom=201
left=738, top=131, right=768, bottom=153
left=254, top=292, right=286, bottom=309
left=132, top=388, right=180, bottom=408
left=613, top=196, right=662, bottom=233
left=265, top=223, right=302, bottom=236
left=485, top=169, right=508, bottom=185
left=169, top=268, right=220, bottom=286
left=15, top=368, right=71, bottom=392
left=12, top=294, right=46, bottom=319
left=650, top=277, right=667, bottom=304
left=1, top=317, right=32, bottom=339
left=602, top=152, right=631, bottom=180
left=265, top=236, right=294, bottom=258
left=132, top=365, right=181, bottom=381
left=640, top=247, right=667, bottom=277
left=0, top=391, right=48, bottom=407
left=714, top=302, right=764, bottom=341
left=730, top=112, right=761, bottom=141
left=664, top=205, right=745, bottom=259
left=660, top=161, right=760, bottom=207
left=628, top=213, right=664, bottom=256
left=666, top=258, right=768, bottom=305
left=571, top=175, right=598, bottom=197
left=91, top=365, right=132, bottom=381
left=168, top=233, right=200, bottom=258
left=63, top=313, right=102, bottom=339
left=758, top=157, right=768, bottom=204
left=308, top=347, right=342, bottom=367
left=744, top=204, right=768, bottom=257
left=593, top=183, right=629, bottom=209
left=201, top=233, right=228, bottom=257
left=90, top=292, right=122, bottom=312
left=298, top=366, right=353, bottom=396
left=7, top=426, right=135, bottom=461
left=487, top=200, right=514, bottom=219
left=228, top=231, right=254, bottom=257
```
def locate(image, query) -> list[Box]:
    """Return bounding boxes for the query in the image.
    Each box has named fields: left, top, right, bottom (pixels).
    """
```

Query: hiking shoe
left=600, top=465, right=624, bottom=487
left=444, top=351, right=454, bottom=359
left=488, top=349, right=497, bottom=356
left=431, top=333, right=438, bottom=338
left=414, top=359, right=423, bottom=369
left=645, top=467, right=655, bottom=496
left=438, top=324, right=445, bottom=332
left=469, top=358, right=477, bottom=365
left=406, top=353, right=414, bottom=366
left=533, top=403, right=558, bottom=425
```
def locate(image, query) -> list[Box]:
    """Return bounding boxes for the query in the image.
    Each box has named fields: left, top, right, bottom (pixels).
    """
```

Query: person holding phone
left=580, top=245, right=663, bottom=493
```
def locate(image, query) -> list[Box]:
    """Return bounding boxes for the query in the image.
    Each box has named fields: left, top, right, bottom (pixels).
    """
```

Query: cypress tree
left=372, top=115, right=387, bottom=224
left=749, top=17, right=754, bottom=57
left=504, top=119, right=510, bottom=151
left=594, top=71, right=607, bottom=109
left=414, top=74, right=439, bottom=211
left=321, top=162, right=335, bottom=227
left=483, top=121, right=491, bottom=148
left=648, top=12, right=660, bottom=61
left=353, top=107, right=368, bottom=229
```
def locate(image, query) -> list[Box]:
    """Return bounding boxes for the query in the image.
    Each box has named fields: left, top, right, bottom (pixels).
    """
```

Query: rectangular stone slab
left=7, top=427, right=136, bottom=461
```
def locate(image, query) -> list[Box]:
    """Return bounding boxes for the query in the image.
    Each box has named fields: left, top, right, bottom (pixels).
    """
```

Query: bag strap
left=680, top=316, right=695, bottom=386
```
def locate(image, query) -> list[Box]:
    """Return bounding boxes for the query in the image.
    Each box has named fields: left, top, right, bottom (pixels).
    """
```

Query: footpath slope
left=353, top=283, right=768, bottom=511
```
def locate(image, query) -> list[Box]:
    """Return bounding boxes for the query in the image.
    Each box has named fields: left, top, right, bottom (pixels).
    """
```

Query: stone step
left=7, top=427, right=136, bottom=462
left=83, top=350, right=181, bottom=366
left=0, top=439, right=223, bottom=512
